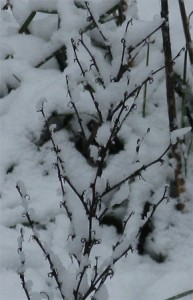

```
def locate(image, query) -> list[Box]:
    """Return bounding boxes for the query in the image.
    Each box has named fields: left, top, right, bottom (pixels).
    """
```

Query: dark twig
left=16, top=184, right=65, bottom=300
left=111, top=46, right=185, bottom=130
left=189, top=11, right=193, bottom=22
left=38, top=99, right=89, bottom=215
left=82, top=266, right=114, bottom=299
left=178, top=0, right=193, bottom=65
left=19, top=11, right=36, bottom=34
left=17, top=228, right=31, bottom=300
left=123, top=211, right=135, bottom=232
left=19, top=9, right=58, bottom=34
left=63, top=175, right=89, bottom=214
left=37, top=100, right=72, bottom=218
left=81, top=2, right=119, bottom=33
left=128, top=20, right=165, bottom=55
left=88, top=88, right=103, bottom=124
left=71, top=38, right=87, bottom=76
left=74, top=265, right=90, bottom=297
left=101, top=143, right=171, bottom=198
left=79, top=30, right=105, bottom=88
left=66, top=75, right=86, bottom=139
left=85, top=1, right=107, bottom=42
left=35, top=45, right=67, bottom=70
left=129, top=41, right=147, bottom=67
left=115, top=38, right=130, bottom=82
left=165, top=289, right=193, bottom=300
left=84, top=1, right=112, bottom=60
left=115, top=19, right=133, bottom=82
left=71, top=38, right=103, bottom=123
left=136, top=185, right=169, bottom=239
left=132, top=128, right=151, bottom=164
left=152, top=47, right=185, bottom=76
left=37, top=99, right=89, bottom=218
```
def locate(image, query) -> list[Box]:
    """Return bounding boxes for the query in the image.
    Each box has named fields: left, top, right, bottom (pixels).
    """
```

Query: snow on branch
left=14, top=1, right=185, bottom=299
left=16, top=182, right=66, bottom=300
left=170, top=127, right=191, bottom=144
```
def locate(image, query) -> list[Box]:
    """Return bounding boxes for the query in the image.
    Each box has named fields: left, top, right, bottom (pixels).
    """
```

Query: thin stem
left=143, top=39, right=150, bottom=118
left=178, top=0, right=193, bottom=65
left=71, top=39, right=103, bottom=123
left=165, top=289, right=193, bottom=300
left=128, top=20, right=165, bottom=55
left=79, top=31, right=105, bottom=88
left=84, top=1, right=113, bottom=60
left=19, top=11, right=36, bottom=34
left=101, top=143, right=171, bottom=199
left=35, top=45, right=67, bottom=69
left=16, top=185, right=65, bottom=300
left=66, top=75, right=87, bottom=139
left=181, top=48, right=188, bottom=128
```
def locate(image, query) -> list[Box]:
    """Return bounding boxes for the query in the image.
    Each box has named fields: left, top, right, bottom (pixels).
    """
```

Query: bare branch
left=16, top=184, right=65, bottom=300
left=101, top=143, right=171, bottom=198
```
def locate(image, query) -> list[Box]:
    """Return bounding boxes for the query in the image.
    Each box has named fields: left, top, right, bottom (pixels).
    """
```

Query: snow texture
left=0, top=0, right=193, bottom=300
left=170, top=127, right=191, bottom=144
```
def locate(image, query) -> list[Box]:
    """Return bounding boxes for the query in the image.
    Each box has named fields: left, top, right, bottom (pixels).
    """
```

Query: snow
left=28, top=0, right=58, bottom=12
left=170, top=127, right=192, bottom=144
left=0, top=0, right=193, bottom=300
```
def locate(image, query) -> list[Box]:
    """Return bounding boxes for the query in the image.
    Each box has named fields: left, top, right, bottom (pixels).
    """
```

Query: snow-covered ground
left=0, top=1, right=193, bottom=299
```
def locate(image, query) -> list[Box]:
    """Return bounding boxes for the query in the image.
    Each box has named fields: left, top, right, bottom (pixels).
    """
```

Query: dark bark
left=178, top=0, right=193, bottom=66
left=161, top=0, right=185, bottom=204
left=161, top=0, right=177, bottom=132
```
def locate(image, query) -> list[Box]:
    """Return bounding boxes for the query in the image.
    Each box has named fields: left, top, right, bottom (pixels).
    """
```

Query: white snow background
left=0, top=0, right=193, bottom=299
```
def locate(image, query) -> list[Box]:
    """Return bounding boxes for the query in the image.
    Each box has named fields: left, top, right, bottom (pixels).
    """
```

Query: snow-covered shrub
left=0, top=0, right=189, bottom=299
